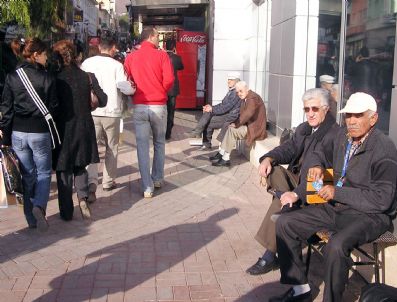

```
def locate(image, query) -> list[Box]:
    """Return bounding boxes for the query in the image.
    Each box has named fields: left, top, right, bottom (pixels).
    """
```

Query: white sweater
left=81, top=55, right=128, bottom=117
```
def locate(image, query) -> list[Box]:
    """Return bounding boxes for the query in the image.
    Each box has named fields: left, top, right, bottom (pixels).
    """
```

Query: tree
left=0, top=0, right=71, bottom=39
left=0, top=0, right=30, bottom=30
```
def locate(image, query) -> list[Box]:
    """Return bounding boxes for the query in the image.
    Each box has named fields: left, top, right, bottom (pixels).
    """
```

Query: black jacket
left=0, top=61, right=59, bottom=145
left=52, top=65, right=107, bottom=171
left=314, top=128, right=397, bottom=216
left=167, top=51, right=184, bottom=97
left=260, top=113, right=339, bottom=200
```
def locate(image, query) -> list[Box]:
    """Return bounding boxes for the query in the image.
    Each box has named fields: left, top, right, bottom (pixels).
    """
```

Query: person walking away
left=52, top=40, right=107, bottom=220
left=124, top=26, right=174, bottom=198
left=0, top=38, right=59, bottom=231
left=81, top=38, right=131, bottom=201
left=165, top=39, right=184, bottom=140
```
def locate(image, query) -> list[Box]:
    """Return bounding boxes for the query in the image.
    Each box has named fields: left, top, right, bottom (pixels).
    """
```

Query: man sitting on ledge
left=246, top=88, right=339, bottom=276
left=186, top=72, right=241, bottom=150
left=210, top=81, right=267, bottom=167
left=270, top=92, right=397, bottom=302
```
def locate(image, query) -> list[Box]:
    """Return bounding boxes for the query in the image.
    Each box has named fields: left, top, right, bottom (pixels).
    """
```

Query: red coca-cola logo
left=180, top=34, right=206, bottom=44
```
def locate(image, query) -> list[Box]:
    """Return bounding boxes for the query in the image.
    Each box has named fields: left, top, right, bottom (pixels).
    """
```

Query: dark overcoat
left=52, top=65, right=107, bottom=171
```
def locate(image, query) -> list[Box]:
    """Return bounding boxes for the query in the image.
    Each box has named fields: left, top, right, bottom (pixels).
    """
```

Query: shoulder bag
left=87, top=72, right=99, bottom=111
left=16, top=68, right=61, bottom=149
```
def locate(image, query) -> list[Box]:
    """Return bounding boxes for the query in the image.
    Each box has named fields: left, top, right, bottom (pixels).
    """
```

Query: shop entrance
left=127, top=1, right=211, bottom=109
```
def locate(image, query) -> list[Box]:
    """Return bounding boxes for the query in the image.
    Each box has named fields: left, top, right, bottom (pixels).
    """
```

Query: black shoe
left=32, top=206, right=49, bottom=232
left=269, top=288, right=312, bottom=302
left=212, top=158, right=231, bottom=167
left=209, top=152, right=222, bottom=162
left=246, top=258, right=279, bottom=275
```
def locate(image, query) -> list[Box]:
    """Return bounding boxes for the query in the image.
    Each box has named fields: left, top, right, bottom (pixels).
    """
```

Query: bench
left=305, top=169, right=397, bottom=283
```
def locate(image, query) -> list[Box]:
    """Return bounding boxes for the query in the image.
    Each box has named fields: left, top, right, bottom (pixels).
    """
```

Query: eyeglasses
left=303, top=106, right=325, bottom=113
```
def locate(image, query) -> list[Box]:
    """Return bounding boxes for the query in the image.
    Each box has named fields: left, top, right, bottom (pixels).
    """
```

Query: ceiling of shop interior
left=128, top=0, right=208, bottom=26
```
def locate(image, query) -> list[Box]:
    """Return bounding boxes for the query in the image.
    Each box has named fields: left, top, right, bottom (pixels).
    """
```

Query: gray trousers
left=254, top=166, right=299, bottom=252
left=195, top=112, right=235, bottom=145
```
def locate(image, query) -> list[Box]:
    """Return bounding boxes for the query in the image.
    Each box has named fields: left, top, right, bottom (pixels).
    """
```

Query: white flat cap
left=319, top=75, right=335, bottom=84
left=339, top=92, right=377, bottom=114
left=227, top=71, right=241, bottom=80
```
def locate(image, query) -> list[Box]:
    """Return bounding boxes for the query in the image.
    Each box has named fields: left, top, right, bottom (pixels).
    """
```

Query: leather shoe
left=212, top=158, right=230, bottom=167
left=269, top=288, right=312, bottom=302
left=246, top=258, right=278, bottom=275
left=209, top=152, right=222, bottom=162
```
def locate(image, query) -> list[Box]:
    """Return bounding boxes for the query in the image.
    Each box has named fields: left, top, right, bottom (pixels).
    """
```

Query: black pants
left=276, top=204, right=390, bottom=302
left=360, top=283, right=397, bottom=302
left=195, top=112, right=234, bottom=146
left=56, top=167, right=88, bottom=221
left=166, top=96, right=176, bottom=139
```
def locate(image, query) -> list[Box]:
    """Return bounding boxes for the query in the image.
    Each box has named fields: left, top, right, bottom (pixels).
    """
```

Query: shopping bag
left=0, top=161, right=17, bottom=208
left=0, top=146, right=23, bottom=207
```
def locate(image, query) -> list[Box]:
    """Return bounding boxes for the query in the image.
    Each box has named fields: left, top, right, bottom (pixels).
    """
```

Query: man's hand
left=280, top=191, right=299, bottom=208
left=203, top=105, right=212, bottom=113
left=0, top=130, right=3, bottom=139
left=307, top=166, right=324, bottom=181
left=258, top=157, right=273, bottom=177
left=228, top=123, right=236, bottom=128
left=318, top=185, right=335, bottom=201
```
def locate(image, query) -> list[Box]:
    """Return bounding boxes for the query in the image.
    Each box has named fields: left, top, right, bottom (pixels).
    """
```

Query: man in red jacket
left=124, top=27, right=174, bottom=198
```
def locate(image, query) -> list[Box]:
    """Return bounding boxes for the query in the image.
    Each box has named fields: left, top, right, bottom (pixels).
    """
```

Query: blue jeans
left=11, top=131, right=52, bottom=226
left=133, top=105, right=167, bottom=193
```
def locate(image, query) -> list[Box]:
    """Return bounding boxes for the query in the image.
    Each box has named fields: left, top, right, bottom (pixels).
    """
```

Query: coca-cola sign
left=179, top=34, right=206, bottom=44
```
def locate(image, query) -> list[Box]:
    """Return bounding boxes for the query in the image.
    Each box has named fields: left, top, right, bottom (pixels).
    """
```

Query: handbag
left=279, top=127, right=295, bottom=145
left=87, top=73, right=99, bottom=111
left=0, top=146, right=23, bottom=208
left=16, top=68, right=61, bottom=149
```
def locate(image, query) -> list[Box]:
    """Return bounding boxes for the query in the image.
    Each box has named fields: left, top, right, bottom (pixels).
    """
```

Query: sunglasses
left=303, top=106, right=325, bottom=113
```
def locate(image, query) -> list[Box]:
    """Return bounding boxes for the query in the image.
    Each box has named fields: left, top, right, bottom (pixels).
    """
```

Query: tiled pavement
left=0, top=111, right=365, bottom=302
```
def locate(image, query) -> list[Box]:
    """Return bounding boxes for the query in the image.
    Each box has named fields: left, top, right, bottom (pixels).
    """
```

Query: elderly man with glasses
left=270, top=92, right=397, bottom=302
left=246, top=88, right=339, bottom=276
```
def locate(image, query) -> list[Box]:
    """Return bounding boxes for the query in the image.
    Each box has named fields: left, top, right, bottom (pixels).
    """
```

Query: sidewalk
left=0, top=111, right=364, bottom=302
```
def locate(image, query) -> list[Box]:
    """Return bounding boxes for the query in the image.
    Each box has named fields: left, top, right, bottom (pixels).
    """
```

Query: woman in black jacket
left=0, top=38, right=59, bottom=231
left=52, top=40, right=107, bottom=221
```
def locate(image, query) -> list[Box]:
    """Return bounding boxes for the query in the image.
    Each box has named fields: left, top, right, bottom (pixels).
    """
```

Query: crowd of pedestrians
left=1, top=26, right=397, bottom=302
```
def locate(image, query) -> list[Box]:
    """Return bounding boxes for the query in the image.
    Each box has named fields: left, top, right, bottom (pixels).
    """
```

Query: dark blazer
left=52, top=65, right=107, bottom=171
left=167, top=51, right=184, bottom=97
left=235, top=90, right=267, bottom=146
left=261, top=113, right=339, bottom=200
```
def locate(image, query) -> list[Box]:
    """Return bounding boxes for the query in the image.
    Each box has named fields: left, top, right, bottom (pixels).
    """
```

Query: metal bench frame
left=306, top=231, right=397, bottom=283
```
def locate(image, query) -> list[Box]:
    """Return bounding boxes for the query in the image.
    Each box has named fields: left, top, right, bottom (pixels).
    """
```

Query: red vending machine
left=175, top=31, right=207, bottom=109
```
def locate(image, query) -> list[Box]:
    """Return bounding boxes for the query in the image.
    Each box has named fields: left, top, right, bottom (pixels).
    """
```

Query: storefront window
left=316, top=1, right=342, bottom=119
left=343, top=0, right=396, bottom=134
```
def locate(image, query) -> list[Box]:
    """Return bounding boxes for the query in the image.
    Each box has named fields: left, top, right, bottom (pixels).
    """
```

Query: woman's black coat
left=53, top=65, right=107, bottom=171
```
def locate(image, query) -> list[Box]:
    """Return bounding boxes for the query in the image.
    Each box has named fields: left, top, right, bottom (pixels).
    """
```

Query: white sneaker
left=153, top=181, right=162, bottom=189
left=144, top=191, right=153, bottom=198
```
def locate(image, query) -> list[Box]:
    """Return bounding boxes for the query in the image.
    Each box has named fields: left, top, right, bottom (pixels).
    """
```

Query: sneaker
left=144, top=191, right=153, bottom=198
left=87, top=183, right=97, bottom=203
left=199, top=144, right=212, bottom=151
left=32, top=206, right=49, bottom=232
left=79, top=198, right=91, bottom=219
left=154, top=181, right=162, bottom=189
left=103, top=181, right=117, bottom=191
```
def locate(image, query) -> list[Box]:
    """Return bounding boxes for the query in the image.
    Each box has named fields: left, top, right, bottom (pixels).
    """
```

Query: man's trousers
left=254, top=166, right=298, bottom=252
left=276, top=203, right=390, bottom=302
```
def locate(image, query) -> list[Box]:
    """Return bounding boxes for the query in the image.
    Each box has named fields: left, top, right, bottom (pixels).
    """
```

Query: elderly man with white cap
left=187, top=72, right=241, bottom=150
left=269, top=92, right=397, bottom=302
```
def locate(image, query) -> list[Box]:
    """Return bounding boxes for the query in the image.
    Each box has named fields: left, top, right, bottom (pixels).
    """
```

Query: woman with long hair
left=0, top=38, right=59, bottom=231
left=52, top=39, right=107, bottom=221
